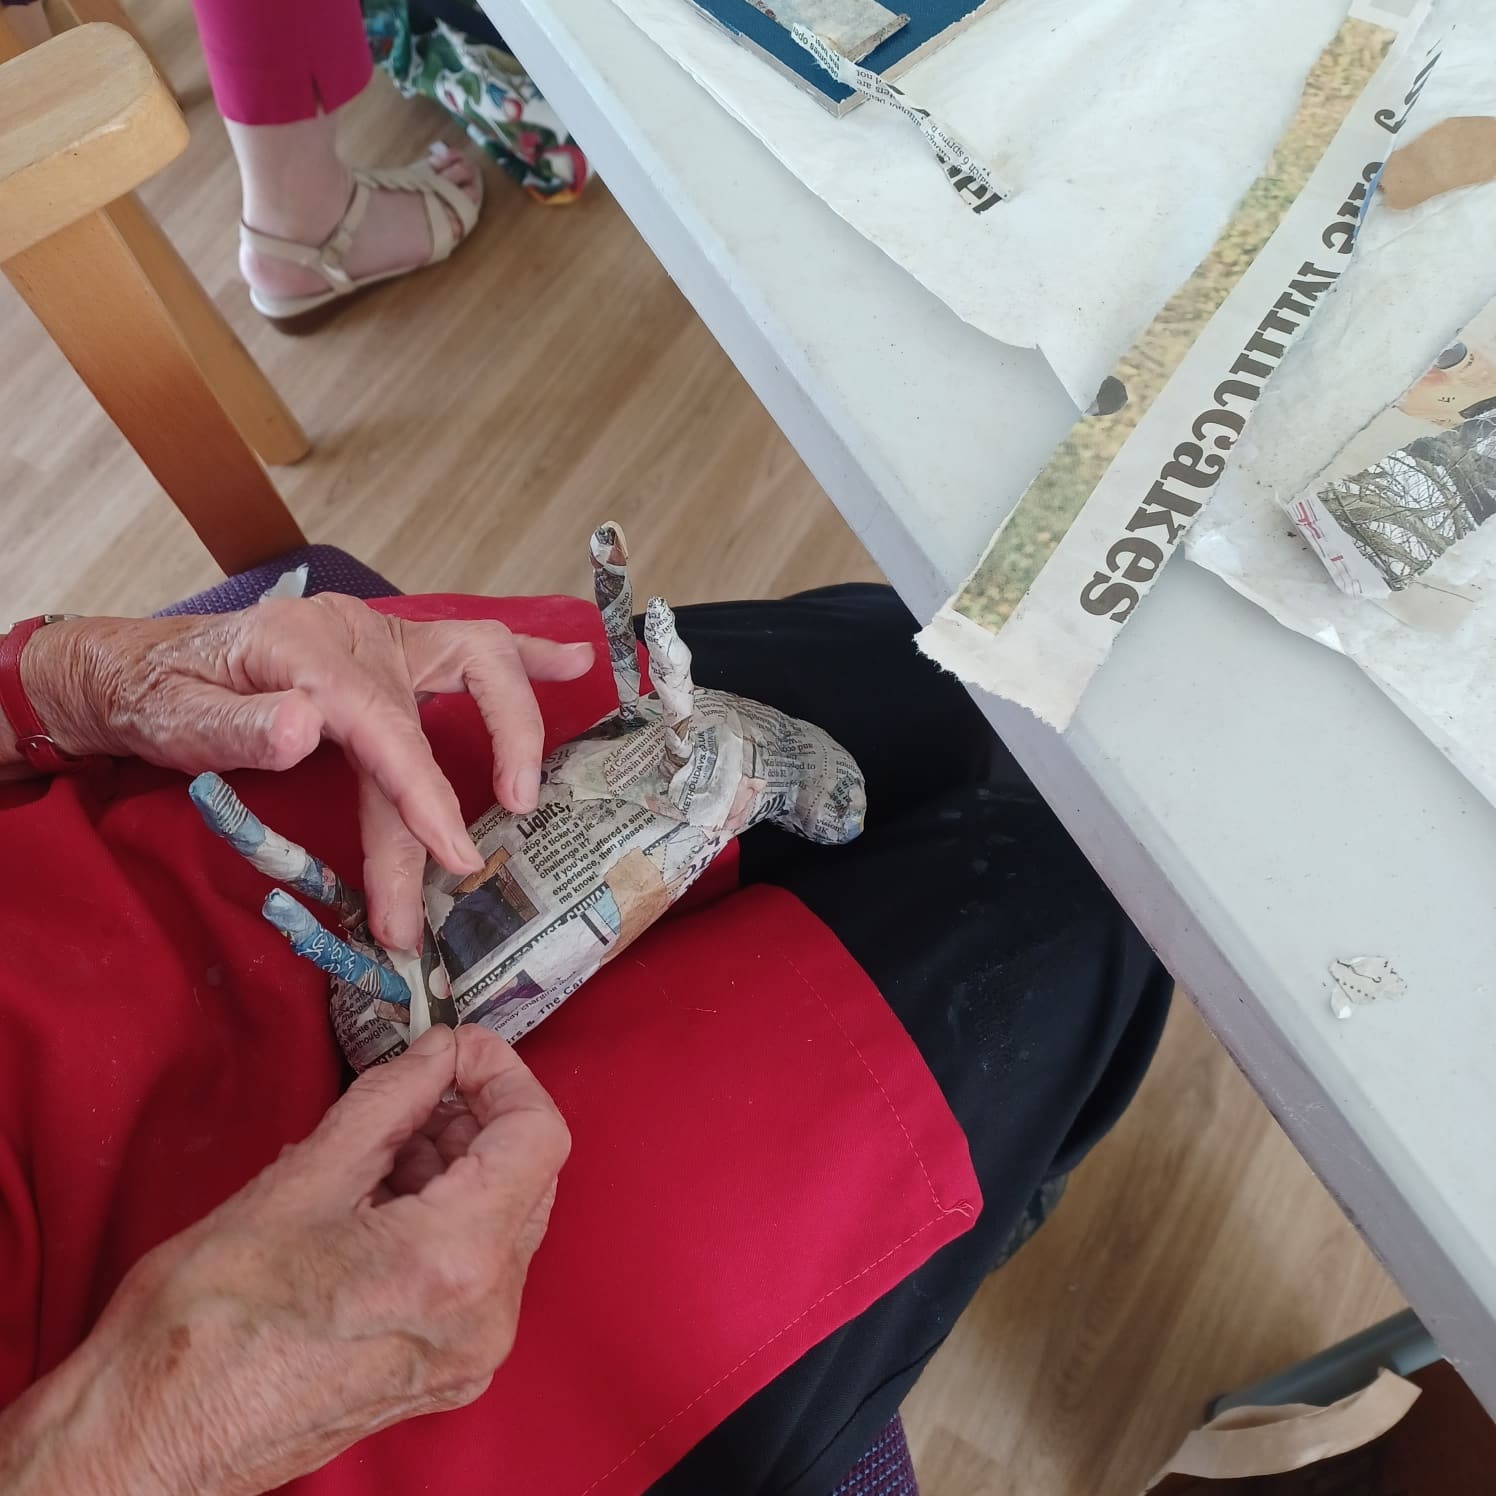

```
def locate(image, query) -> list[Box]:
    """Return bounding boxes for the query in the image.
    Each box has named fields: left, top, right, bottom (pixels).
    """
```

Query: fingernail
left=381, top=903, right=424, bottom=952
left=409, top=1023, right=454, bottom=1054
left=452, top=833, right=483, bottom=874
left=381, top=920, right=420, bottom=954
left=514, top=766, right=541, bottom=812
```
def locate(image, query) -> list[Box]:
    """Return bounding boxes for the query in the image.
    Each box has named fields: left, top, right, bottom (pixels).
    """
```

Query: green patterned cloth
left=363, top=0, right=589, bottom=203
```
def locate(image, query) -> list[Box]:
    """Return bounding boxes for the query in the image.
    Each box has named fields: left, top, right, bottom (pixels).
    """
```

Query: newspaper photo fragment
left=918, top=1, right=1439, bottom=729
left=1290, top=295, right=1496, bottom=608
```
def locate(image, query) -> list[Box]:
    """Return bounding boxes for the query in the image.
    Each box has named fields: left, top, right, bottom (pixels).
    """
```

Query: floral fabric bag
left=364, top=0, right=590, bottom=203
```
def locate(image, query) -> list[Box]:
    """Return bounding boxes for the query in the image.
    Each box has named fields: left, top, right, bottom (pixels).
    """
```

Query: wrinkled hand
left=20, top=600, right=593, bottom=947
left=0, top=1025, right=570, bottom=1496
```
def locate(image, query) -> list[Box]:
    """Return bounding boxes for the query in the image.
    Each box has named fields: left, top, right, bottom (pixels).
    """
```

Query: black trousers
left=635, top=586, right=1173, bottom=1496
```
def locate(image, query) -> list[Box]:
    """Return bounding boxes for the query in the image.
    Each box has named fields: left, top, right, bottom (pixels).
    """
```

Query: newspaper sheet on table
left=1187, top=12, right=1496, bottom=813
left=610, top=0, right=1404, bottom=407
left=919, top=2, right=1439, bottom=729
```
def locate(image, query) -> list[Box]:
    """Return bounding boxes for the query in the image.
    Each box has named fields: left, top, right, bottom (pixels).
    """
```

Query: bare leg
left=225, top=112, right=482, bottom=303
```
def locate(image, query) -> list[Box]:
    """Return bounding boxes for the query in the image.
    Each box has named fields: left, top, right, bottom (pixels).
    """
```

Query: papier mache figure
left=190, top=524, right=867, bottom=1071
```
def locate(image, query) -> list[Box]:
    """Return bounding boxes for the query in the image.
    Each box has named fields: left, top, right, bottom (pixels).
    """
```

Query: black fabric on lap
left=639, top=585, right=1172, bottom=1495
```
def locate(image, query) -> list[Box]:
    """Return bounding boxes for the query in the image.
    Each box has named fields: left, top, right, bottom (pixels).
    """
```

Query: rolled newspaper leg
left=589, top=521, right=642, bottom=723
left=262, top=889, right=411, bottom=1009
left=190, top=772, right=365, bottom=928
left=643, top=596, right=695, bottom=772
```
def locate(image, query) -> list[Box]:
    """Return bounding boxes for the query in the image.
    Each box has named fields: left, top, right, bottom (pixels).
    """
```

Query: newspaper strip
left=189, top=771, right=364, bottom=928
left=919, top=1, right=1440, bottom=728
left=790, top=22, right=1010, bottom=213
left=1290, top=296, right=1496, bottom=606
left=590, top=522, right=642, bottom=722
left=282, top=525, right=867, bottom=1073
left=262, top=890, right=411, bottom=1013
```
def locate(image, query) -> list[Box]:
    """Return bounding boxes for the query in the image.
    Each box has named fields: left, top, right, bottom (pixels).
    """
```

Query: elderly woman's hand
left=13, top=599, right=593, bottom=949
left=0, top=1023, right=570, bottom=1496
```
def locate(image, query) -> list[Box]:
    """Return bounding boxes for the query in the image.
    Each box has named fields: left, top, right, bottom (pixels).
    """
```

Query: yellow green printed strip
left=955, top=18, right=1394, bottom=626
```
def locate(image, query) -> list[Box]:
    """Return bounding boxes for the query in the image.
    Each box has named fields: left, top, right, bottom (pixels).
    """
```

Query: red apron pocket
left=310, top=884, right=979, bottom=1496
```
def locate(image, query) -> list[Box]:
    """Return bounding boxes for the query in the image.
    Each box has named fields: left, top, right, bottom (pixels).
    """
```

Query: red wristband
left=0, top=616, right=105, bottom=775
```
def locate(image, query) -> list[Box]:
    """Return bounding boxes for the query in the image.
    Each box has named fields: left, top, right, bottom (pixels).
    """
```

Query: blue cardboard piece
left=688, top=0, right=995, bottom=113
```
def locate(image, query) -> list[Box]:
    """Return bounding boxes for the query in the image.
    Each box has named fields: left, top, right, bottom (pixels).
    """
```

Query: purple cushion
left=154, top=546, right=401, bottom=616
left=833, top=1417, right=918, bottom=1496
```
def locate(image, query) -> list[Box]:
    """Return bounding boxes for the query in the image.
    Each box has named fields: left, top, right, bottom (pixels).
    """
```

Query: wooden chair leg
left=19, top=2, right=308, bottom=466
left=106, top=193, right=311, bottom=467
left=4, top=211, right=307, bottom=575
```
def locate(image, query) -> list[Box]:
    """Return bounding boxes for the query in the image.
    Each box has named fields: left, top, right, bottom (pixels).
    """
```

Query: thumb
left=136, top=683, right=324, bottom=774
left=414, top=1025, right=570, bottom=1239
left=202, top=686, right=325, bottom=771
left=284, top=1025, right=460, bottom=1211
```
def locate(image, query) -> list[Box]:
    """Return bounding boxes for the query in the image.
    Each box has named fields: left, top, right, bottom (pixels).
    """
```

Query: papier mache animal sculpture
left=190, top=524, right=867, bottom=1071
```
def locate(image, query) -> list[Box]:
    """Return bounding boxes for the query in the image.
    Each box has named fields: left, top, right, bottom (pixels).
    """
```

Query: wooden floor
left=1, top=5, right=1404, bottom=1490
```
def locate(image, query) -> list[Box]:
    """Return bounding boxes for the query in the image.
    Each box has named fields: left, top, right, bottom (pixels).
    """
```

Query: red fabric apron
left=0, top=595, right=979, bottom=1495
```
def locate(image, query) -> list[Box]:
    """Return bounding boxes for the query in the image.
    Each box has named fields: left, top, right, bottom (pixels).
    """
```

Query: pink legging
left=189, top=0, right=373, bottom=125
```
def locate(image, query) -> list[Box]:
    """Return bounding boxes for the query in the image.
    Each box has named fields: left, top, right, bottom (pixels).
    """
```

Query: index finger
left=331, top=686, right=482, bottom=878
left=357, top=769, right=433, bottom=952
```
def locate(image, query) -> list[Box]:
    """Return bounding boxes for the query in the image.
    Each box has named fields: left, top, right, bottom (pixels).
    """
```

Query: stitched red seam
left=572, top=929, right=976, bottom=1494
left=777, top=948, right=947, bottom=1213
left=573, top=1215, right=966, bottom=1496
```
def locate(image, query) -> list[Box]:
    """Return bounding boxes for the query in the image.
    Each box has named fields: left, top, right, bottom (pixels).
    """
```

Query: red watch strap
left=0, top=616, right=100, bottom=775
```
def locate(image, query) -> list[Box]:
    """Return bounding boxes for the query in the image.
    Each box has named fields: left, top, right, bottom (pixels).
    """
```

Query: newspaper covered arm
left=590, top=522, right=642, bottom=723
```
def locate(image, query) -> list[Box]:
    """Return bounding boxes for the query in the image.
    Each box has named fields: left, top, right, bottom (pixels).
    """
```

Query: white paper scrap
left=1329, top=956, right=1407, bottom=1020
left=259, top=564, right=309, bottom=602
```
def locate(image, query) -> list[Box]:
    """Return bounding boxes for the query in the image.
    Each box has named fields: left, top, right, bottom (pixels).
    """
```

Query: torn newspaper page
left=1290, top=296, right=1496, bottom=604
left=918, top=5, right=1438, bottom=729
left=1187, top=4, right=1496, bottom=814
left=614, top=0, right=1399, bottom=405
left=190, top=525, right=866, bottom=1073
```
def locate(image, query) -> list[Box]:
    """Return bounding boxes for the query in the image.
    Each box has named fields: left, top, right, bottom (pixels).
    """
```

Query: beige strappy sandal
left=240, top=155, right=483, bottom=322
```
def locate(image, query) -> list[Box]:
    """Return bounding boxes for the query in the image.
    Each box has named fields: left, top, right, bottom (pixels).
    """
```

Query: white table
left=482, top=0, right=1496, bottom=1411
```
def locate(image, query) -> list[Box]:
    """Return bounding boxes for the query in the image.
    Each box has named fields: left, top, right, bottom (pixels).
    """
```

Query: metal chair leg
left=1210, top=1309, right=1440, bottom=1417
